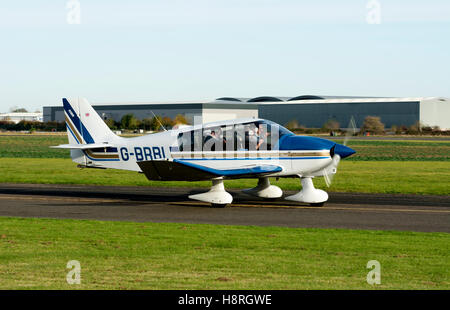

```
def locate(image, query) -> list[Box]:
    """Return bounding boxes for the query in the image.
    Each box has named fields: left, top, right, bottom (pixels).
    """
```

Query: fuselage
left=79, top=118, right=355, bottom=179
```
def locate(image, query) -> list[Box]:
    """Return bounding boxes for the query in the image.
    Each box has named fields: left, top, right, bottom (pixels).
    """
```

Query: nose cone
left=334, top=144, right=356, bottom=159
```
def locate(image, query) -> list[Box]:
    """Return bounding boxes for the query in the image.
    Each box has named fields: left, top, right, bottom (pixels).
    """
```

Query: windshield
left=176, top=120, right=293, bottom=152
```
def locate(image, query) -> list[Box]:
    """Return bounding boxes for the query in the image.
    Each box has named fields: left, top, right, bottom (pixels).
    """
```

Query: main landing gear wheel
left=242, top=177, right=283, bottom=199
left=310, top=202, right=325, bottom=207
left=211, top=203, right=227, bottom=208
left=188, top=179, right=233, bottom=207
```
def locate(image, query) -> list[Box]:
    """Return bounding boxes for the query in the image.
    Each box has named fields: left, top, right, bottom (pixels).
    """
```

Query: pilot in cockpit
left=248, top=123, right=266, bottom=150
left=204, top=129, right=221, bottom=151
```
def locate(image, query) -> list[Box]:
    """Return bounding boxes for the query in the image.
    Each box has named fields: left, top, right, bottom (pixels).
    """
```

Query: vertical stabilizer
left=63, top=97, right=119, bottom=145
left=62, top=97, right=121, bottom=165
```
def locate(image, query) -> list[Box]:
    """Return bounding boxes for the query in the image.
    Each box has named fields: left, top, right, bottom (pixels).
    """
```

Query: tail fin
left=63, top=97, right=119, bottom=145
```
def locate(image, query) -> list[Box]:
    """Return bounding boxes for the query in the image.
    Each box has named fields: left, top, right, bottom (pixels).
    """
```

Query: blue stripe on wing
left=173, top=159, right=282, bottom=177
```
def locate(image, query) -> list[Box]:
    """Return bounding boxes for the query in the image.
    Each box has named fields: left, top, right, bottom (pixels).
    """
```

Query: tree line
left=104, top=114, right=190, bottom=131
left=0, top=114, right=447, bottom=135
left=285, top=116, right=447, bottom=135
left=0, top=114, right=190, bottom=132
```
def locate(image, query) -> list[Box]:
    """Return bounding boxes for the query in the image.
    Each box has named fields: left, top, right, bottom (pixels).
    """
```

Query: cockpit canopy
left=175, top=120, right=294, bottom=152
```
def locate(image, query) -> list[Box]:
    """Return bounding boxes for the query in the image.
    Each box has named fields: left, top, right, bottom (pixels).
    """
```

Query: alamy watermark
left=366, top=0, right=381, bottom=24
left=66, top=260, right=81, bottom=285
left=66, top=0, right=81, bottom=25
left=366, top=260, right=381, bottom=285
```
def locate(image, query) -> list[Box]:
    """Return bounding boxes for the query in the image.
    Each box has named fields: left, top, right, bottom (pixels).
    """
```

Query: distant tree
left=322, top=119, right=340, bottom=131
left=141, top=118, right=154, bottom=131
left=361, top=116, right=385, bottom=134
left=173, top=114, right=189, bottom=125
left=149, top=115, right=163, bottom=131
left=408, top=121, right=422, bottom=134
left=161, top=116, right=175, bottom=128
left=390, top=125, right=398, bottom=134
left=285, top=120, right=300, bottom=131
left=104, top=118, right=116, bottom=129
left=12, top=108, right=28, bottom=113
left=120, top=114, right=139, bottom=129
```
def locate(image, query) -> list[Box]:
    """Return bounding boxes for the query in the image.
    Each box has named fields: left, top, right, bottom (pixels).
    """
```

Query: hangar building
left=44, top=100, right=258, bottom=125
left=43, top=95, right=450, bottom=130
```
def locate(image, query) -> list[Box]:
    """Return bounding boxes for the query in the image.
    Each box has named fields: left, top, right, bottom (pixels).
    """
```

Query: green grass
left=334, top=140, right=450, bottom=161
left=1, top=135, right=450, bottom=161
left=0, top=135, right=449, bottom=195
left=0, top=158, right=448, bottom=195
left=0, top=135, right=69, bottom=158
left=0, top=217, right=448, bottom=289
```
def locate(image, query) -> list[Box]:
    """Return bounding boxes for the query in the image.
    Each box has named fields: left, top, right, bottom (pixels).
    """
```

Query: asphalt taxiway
left=0, top=183, right=448, bottom=232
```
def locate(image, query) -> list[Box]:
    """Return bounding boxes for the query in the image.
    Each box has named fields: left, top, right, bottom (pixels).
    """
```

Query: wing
left=137, top=159, right=282, bottom=181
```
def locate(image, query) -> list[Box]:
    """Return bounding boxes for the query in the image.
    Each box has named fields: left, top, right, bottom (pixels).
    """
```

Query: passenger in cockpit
left=204, top=130, right=220, bottom=151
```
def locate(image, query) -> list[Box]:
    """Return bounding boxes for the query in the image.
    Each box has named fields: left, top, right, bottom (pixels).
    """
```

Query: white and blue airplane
left=53, top=98, right=355, bottom=207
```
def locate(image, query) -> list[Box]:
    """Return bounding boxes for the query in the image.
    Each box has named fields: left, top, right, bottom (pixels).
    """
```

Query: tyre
left=310, top=202, right=324, bottom=207
left=211, top=203, right=227, bottom=208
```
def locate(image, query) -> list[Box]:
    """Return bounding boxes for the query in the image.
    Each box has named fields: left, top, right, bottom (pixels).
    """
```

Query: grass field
left=0, top=134, right=449, bottom=195
left=0, top=158, right=449, bottom=195
left=1, top=217, right=448, bottom=289
left=1, top=135, right=450, bottom=161
left=331, top=139, right=450, bottom=161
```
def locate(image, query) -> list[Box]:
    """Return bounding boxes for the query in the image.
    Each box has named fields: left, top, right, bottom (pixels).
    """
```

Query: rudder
left=63, top=97, right=119, bottom=145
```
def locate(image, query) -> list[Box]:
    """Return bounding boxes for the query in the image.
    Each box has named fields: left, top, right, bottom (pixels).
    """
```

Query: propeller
left=323, top=116, right=356, bottom=187
left=343, top=116, right=356, bottom=147
left=323, top=153, right=340, bottom=187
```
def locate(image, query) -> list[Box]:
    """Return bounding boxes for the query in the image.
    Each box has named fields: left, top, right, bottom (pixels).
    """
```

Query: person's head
left=211, top=131, right=215, bottom=136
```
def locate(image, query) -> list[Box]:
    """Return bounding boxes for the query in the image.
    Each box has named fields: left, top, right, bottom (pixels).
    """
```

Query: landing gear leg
left=285, top=176, right=328, bottom=205
left=188, top=178, right=233, bottom=207
left=242, top=177, right=282, bottom=199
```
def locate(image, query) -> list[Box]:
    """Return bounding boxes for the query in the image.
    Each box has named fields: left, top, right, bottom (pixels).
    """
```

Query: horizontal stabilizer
left=50, top=143, right=115, bottom=150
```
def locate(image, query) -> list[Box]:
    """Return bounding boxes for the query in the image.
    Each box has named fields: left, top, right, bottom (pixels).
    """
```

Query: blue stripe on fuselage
left=279, top=135, right=335, bottom=151
left=178, top=157, right=328, bottom=161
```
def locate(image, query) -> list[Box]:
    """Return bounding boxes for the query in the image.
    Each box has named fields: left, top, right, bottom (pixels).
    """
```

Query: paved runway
left=0, top=183, right=448, bottom=232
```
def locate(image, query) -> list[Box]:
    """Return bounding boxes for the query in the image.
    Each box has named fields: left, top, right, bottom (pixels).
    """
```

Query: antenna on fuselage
left=150, top=111, right=167, bottom=132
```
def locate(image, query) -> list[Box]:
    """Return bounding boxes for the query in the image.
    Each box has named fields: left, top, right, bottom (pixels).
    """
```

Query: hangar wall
left=420, top=98, right=450, bottom=130
left=202, top=103, right=258, bottom=124
left=43, top=102, right=259, bottom=125
left=258, top=101, right=420, bottom=128
left=43, top=96, right=448, bottom=130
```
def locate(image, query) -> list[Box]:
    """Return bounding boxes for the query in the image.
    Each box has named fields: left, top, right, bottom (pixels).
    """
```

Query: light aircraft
left=53, top=98, right=356, bottom=207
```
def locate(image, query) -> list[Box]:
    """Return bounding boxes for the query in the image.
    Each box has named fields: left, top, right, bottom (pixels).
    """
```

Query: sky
left=0, top=0, right=449, bottom=112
